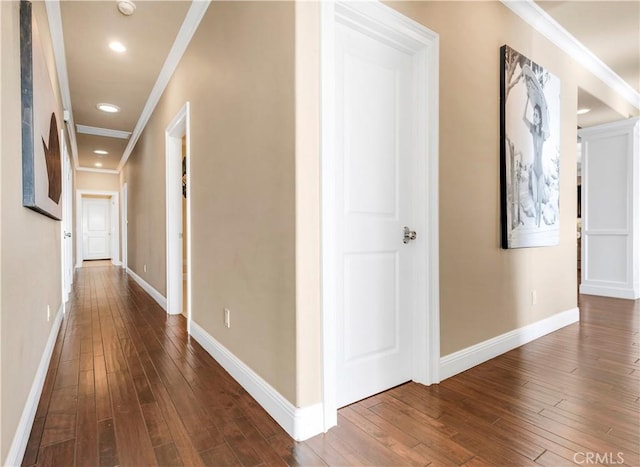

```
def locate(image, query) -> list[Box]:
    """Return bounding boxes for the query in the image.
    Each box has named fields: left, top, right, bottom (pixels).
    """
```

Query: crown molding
left=76, top=167, right=120, bottom=175
left=501, top=0, right=640, bottom=110
left=76, top=125, right=131, bottom=139
left=45, top=0, right=79, bottom=168
left=117, top=0, right=211, bottom=171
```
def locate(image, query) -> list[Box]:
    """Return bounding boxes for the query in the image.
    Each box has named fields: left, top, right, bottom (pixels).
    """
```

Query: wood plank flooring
left=23, top=265, right=639, bottom=466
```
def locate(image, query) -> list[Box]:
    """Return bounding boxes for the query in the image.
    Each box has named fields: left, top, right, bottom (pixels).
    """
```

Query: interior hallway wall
left=0, top=2, right=65, bottom=461
left=121, top=1, right=297, bottom=404
left=384, top=0, right=638, bottom=356
left=75, top=170, right=120, bottom=192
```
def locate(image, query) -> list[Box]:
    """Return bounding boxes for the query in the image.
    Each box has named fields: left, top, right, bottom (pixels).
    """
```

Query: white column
left=579, top=117, right=639, bottom=299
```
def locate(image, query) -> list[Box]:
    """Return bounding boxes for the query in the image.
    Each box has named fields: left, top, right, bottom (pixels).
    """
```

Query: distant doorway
left=166, top=102, right=191, bottom=319
left=76, top=189, right=120, bottom=267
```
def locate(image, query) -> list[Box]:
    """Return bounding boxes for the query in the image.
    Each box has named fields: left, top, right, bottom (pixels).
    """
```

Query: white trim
left=75, top=124, right=131, bottom=140
left=165, top=103, right=190, bottom=317
left=75, top=190, right=120, bottom=268
left=117, top=1, right=210, bottom=171
left=75, top=167, right=119, bottom=175
left=579, top=284, right=639, bottom=300
left=126, top=267, right=167, bottom=311
left=4, top=304, right=64, bottom=467
left=189, top=321, right=324, bottom=441
left=44, top=0, right=79, bottom=169
left=501, top=0, right=640, bottom=110
left=320, top=0, right=439, bottom=432
left=439, top=307, right=580, bottom=380
left=121, top=183, right=128, bottom=270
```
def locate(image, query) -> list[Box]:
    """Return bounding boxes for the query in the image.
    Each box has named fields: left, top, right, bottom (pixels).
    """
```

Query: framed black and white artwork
left=20, top=0, right=63, bottom=220
left=500, top=45, right=560, bottom=249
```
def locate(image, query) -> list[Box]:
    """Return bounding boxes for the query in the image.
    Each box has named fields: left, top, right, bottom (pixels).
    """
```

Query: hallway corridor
left=22, top=265, right=639, bottom=466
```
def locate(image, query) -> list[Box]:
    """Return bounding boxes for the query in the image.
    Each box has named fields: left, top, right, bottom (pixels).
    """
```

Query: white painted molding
left=126, top=268, right=167, bottom=311
left=579, top=284, right=639, bottom=300
left=501, top=0, right=640, bottom=110
left=76, top=124, right=131, bottom=139
left=4, top=304, right=64, bottom=467
left=440, top=307, right=580, bottom=380
left=189, top=321, right=324, bottom=441
left=75, top=167, right=119, bottom=175
left=118, top=1, right=211, bottom=171
left=45, top=0, right=79, bottom=169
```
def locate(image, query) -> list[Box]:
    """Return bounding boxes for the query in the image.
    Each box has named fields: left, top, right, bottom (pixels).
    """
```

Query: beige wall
left=1, top=1, right=64, bottom=461
left=382, top=1, right=636, bottom=357
left=75, top=170, right=120, bottom=192
left=122, top=1, right=297, bottom=403
left=121, top=0, right=638, bottom=412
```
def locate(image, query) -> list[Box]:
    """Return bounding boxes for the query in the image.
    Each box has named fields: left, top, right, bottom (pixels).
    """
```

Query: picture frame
left=500, top=45, right=561, bottom=249
left=20, top=0, right=62, bottom=220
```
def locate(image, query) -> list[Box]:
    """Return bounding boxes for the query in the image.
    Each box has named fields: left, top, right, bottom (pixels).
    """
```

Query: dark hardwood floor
left=23, top=265, right=639, bottom=466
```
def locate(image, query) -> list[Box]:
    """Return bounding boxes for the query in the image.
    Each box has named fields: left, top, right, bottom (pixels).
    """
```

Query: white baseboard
left=579, top=284, right=639, bottom=300
left=4, top=304, right=64, bottom=467
left=126, top=267, right=167, bottom=311
left=440, top=307, right=580, bottom=380
left=189, top=321, right=324, bottom=441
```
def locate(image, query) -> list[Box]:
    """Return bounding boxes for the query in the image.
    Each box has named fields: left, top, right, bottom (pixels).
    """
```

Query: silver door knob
left=64, top=232, right=72, bottom=238
left=403, top=226, right=417, bottom=244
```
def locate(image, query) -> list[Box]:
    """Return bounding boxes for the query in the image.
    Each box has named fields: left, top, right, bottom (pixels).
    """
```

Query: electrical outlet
left=143, top=264, right=147, bottom=273
left=224, top=308, right=231, bottom=328
left=531, top=290, right=537, bottom=305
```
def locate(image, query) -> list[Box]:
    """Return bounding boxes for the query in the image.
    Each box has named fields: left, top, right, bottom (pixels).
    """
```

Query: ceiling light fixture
left=94, top=150, right=109, bottom=155
left=97, top=103, right=120, bottom=113
left=109, top=41, right=126, bottom=53
left=95, top=162, right=103, bottom=168
left=117, top=0, right=136, bottom=16
left=577, top=108, right=591, bottom=115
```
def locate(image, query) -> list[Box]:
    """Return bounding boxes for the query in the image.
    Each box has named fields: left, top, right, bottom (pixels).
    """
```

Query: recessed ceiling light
left=97, top=103, right=120, bottom=113
left=577, top=108, right=591, bottom=115
left=93, top=149, right=109, bottom=155
left=95, top=162, right=103, bottom=168
left=109, top=41, right=127, bottom=53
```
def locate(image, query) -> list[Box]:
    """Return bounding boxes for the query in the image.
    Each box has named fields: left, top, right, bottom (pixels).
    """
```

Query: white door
left=61, top=133, right=73, bottom=301
left=83, top=198, right=111, bottom=260
left=335, top=20, right=419, bottom=407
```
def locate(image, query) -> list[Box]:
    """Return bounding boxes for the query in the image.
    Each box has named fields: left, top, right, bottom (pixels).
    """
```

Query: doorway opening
left=76, top=189, right=120, bottom=267
left=166, top=102, right=191, bottom=320
left=61, top=130, right=74, bottom=303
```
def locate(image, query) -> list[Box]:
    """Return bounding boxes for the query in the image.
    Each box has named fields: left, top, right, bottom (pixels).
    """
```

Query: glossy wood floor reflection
left=24, top=265, right=639, bottom=466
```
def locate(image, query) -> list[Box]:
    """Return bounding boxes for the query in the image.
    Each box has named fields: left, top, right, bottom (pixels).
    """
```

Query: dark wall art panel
left=20, top=0, right=62, bottom=220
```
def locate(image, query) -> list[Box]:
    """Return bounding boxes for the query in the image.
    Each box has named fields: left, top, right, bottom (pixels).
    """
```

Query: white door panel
left=336, top=22, right=416, bottom=407
left=83, top=198, right=111, bottom=260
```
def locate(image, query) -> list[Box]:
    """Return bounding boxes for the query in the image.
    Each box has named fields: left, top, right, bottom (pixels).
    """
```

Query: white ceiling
left=56, top=1, right=640, bottom=172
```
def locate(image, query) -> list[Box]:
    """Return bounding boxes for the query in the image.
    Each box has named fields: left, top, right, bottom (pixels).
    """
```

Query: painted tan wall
left=1, top=2, right=64, bottom=461
left=122, top=0, right=638, bottom=412
left=293, top=0, right=639, bottom=407
left=382, top=1, right=638, bottom=356
left=122, top=1, right=297, bottom=403
left=75, top=170, right=120, bottom=192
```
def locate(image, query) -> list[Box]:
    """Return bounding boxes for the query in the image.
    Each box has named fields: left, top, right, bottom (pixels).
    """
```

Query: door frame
left=320, top=0, right=440, bottom=430
left=61, top=129, right=74, bottom=304
left=76, top=189, right=120, bottom=267
left=121, top=182, right=128, bottom=270
left=165, top=102, right=191, bottom=318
